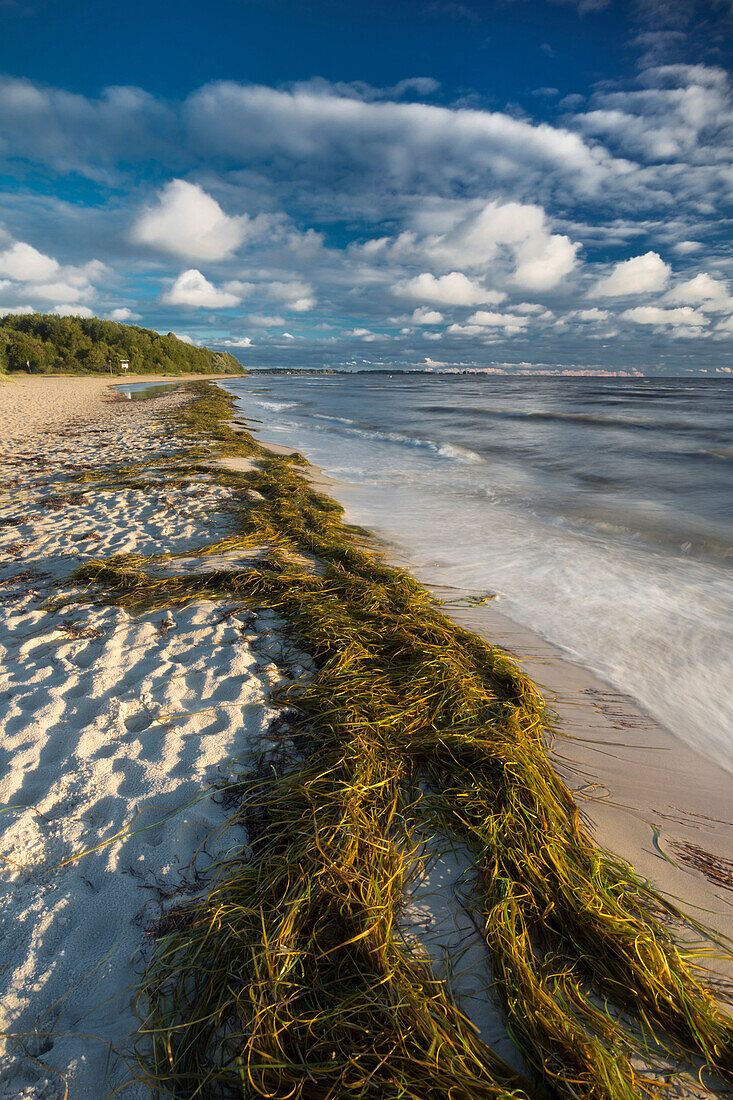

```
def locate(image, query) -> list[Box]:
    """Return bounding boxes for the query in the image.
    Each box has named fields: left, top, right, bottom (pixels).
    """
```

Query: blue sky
left=0, top=0, right=732, bottom=373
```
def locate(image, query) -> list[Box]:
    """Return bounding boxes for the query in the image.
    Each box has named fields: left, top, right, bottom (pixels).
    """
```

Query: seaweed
left=72, top=382, right=733, bottom=1099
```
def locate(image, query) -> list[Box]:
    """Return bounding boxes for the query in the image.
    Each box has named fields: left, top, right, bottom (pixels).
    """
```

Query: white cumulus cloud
left=621, top=305, right=707, bottom=327
left=131, top=179, right=249, bottom=262
left=107, top=307, right=142, bottom=321
left=266, top=280, right=315, bottom=311
left=219, top=336, right=254, bottom=347
left=368, top=199, right=579, bottom=291
left=0, top=240, right=103, bottom=306
left=572, top=307, right=610, bottom=321
left=663, top=272, right=733, bottom=312
left=412, top=306, right=444, bottom=324
left=465, top=310, right=530, bottom=329
left=575, top=64, right=732, bottom=165
left=0, top=241, right=59, bottom=281
left=0, top=238, right=106, bottom=320
left=512, top=232, right=578, bottom=291
left=25, top=280, right=92, bottom=303
left=395, top=272, right=504, bottom=306
left=0, top=304, right=35, bottom=316
left=49, top=305, right=95, bottom=318
left=593, top=251, right=671, bottom=296
left=162, top=269, right=240, bottom=308
left=673, top=240, right=703, bottom=254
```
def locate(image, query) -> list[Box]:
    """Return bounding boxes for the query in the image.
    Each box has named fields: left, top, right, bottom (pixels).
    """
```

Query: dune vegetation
left=72, top=381, right=733, bottom=1099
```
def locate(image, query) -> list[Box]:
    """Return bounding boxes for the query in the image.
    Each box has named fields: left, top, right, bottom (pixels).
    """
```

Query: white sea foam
left=252, top=398, right=299, bottom=411
left=310, top=414, right=484, bottom=463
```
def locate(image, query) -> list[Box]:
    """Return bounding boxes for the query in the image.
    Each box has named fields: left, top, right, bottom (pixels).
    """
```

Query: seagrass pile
left=76, top=383, right=733, bottom=1099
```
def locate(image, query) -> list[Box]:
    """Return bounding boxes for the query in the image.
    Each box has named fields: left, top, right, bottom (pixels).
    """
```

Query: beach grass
left=73, top=381, right=733, bottom=1099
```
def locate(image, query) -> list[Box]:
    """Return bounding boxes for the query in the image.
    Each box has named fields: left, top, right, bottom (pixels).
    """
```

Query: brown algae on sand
left=72, top=381, right=733, bottom=1099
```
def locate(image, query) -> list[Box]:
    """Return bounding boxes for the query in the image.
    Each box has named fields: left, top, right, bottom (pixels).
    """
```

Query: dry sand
left=0, top=375, right=311, bottom=1098
left=0, top=372, right=227, bottom=444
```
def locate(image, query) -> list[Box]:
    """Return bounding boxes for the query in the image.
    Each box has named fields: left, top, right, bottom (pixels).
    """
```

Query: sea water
left=114, top=381, right=180, bottom=400
left=221, top=374, right=733, bottom=773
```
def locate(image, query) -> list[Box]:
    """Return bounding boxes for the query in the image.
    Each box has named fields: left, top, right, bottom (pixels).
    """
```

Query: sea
left=221, top=373, right=733, bottom=773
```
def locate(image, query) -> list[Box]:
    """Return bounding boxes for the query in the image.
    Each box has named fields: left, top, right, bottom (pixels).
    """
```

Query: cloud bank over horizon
left=0, top=0, right=731, bottom=373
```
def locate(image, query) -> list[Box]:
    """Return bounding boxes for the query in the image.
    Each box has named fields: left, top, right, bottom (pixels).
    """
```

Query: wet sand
left=447, top=599, right=733, bottom=988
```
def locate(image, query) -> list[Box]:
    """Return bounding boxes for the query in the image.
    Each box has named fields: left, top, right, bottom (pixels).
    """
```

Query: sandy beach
left=0, top=376, right=312, bottom=1097
left=0, top=374, right=227, bottom=443
left=1, top=375, right=731, bottom=1098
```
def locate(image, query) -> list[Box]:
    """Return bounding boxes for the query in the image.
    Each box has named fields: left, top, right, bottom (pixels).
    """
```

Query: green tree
left=0, top=313, right=245, bottom=376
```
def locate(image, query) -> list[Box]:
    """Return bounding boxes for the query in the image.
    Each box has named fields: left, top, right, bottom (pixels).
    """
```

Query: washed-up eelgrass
left=73, top=382, right=733, bottom=1098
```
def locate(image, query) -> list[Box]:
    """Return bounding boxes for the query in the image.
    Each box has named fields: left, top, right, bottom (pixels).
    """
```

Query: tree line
left=0, top=314, right=243, bottom=375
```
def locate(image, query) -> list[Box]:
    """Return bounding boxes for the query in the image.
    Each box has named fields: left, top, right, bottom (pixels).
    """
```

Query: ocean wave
left=253, top=399, right=299, bottom=411
left=552, top=504, right=733, bottom=564
left=419, top=404, right=702, bottom=433
left=435, top=442, right=484, bottom=463
left=313, top=413, right=359, bottom=426
left=311, top=414, right=484, bottom=463
left=700, top=447, right=733, bottom=461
